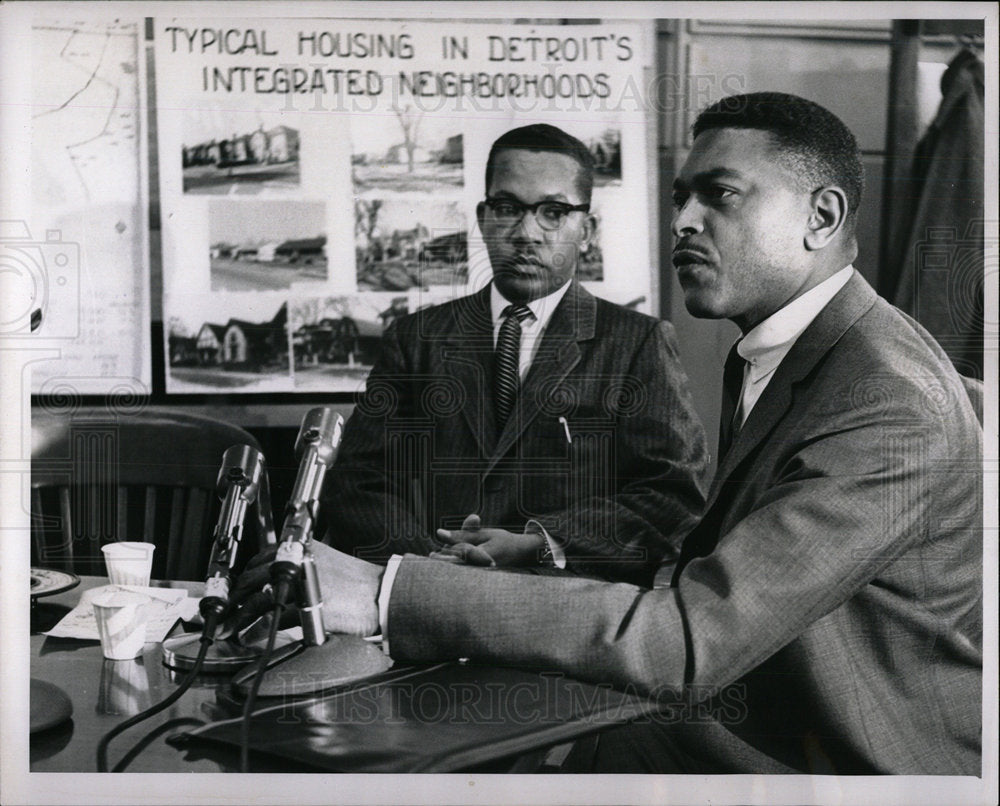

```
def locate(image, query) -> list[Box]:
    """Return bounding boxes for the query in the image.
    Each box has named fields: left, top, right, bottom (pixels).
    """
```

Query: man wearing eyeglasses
left=322, top=123, right=708, bottom=585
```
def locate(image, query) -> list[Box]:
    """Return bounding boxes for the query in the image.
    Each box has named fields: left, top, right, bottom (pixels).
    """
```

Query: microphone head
left=294, top=408, right=344, bottom=466
left=216, top=444, right=265, bottom=500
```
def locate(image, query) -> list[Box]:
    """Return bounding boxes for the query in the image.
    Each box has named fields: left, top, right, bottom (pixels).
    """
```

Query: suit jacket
left=386, top=273, right=983, bottom=774
left=324, top=281, right=708, bottom=585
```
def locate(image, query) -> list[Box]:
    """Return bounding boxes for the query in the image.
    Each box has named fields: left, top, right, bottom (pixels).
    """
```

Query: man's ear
left=475, top=201, right=486, bottom=232
left=579, top=213, right=597, bottom=251
left=804, top=187, right=848, bottom=250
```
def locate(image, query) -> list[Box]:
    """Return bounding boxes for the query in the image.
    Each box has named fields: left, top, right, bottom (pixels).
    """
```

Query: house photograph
left=355, top=198, right=467, bottom=291
left=351, top=108, right=463, bottom=194
left=181, top=108, right=301, bottom=194
left=289, top=295, right=390, bottom=390
left=209, top=199, right=328, bottom=291
left=166, top=298, right=292, bottom=392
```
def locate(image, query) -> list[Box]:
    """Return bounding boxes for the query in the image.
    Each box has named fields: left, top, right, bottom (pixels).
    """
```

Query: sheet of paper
left=44, top=584, right=199, bottom=643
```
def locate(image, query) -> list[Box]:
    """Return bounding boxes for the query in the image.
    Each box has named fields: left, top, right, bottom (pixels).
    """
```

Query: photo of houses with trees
left=290, top=296, right=395, bottom=390
left=355, top=199, right=467, bottom=291
left=351, top=106, right=463, bottom=194
left=167, top=301, right=291, bottom=391
left=209, top=199, right=328, bottom=291
left=182, top=120, right=300, bottom=194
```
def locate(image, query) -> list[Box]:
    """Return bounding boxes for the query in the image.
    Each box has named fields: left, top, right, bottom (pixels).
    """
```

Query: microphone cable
left=239, top=598, right=286, bottom=773
left=96, top=610, right=221, bottom=772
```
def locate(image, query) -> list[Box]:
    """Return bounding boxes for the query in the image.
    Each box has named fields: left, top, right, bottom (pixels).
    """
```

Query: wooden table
left=31, top=576, right=665, bottom=773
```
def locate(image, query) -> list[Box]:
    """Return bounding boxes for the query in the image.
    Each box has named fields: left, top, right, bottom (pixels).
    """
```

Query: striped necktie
left=494, top=304, right=532, bottom=431
left=717, top=340, right=746, bottom=463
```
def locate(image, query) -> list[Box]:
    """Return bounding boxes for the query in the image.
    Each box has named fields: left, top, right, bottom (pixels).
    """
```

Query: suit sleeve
left=534, top=321, right=708, bottom=585
left=322, top=321, right=436, bottom=561
left=387, top=407, right=977, bottom=697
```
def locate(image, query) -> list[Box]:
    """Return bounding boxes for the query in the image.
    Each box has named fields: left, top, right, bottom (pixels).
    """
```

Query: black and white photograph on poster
left=355, top=198, right=467, bottom=291
left=351, top=108, right=463, bottom=194
left=182, top=109, right=300, bottom=194
left=290, top=295, right=390, bottom=390
left=166, top=295, right=291, bottom=393
left=572, top=121, right=623, bottom=186
left=209, top=199, right=327, bottom=291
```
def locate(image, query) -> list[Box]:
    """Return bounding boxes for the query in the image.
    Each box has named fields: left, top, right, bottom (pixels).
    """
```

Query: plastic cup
left=101, top=541, right=155, bottom=587
left=92, top=591, right=151, bottom=660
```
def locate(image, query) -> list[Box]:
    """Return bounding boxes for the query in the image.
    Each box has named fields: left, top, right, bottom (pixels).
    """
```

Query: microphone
left=163, top=444, right=295, bottom=673
left=200, top=445, right=265, bottom=627
left=270, top=407, right=344, bottom=646
left=231, top=408, right=392, bottom=698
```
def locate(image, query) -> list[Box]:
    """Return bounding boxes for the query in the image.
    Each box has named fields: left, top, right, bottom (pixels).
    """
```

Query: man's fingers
left=452, top=542, right=495, bottom=567
left=436, top=528, right=463, bottom=545
left=461, top=513, right=481, bottom=532
left=228, top=565, right=270, bottom=605
left=429, top=550, right=464, bottom=564
left=229, top=590, right=275, bottom=633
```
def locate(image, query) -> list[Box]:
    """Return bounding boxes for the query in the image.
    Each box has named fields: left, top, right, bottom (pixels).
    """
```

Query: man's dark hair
left=693, top=92, right=865, bottom=227
left=485, top=124, right=595, bottom=202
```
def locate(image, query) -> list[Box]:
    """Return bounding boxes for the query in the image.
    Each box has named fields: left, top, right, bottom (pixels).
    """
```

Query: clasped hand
left=431, top=513, right=545, bottom=567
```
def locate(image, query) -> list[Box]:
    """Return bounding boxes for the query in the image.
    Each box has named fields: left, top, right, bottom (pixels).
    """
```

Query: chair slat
left=117, top=487, right=129, bottom=546
left=165, top=488, right=185, bottom=580
left=58, top=487, right=74, bottom=570
left=178, top=488, right=209, bottom=581
left=143, top=487, right=157, bottom=544
left=31, top=488, right=45, bottom=565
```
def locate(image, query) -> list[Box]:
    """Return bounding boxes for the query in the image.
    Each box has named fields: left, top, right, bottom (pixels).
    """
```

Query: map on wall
left=26, top=18, right=150, bottom=397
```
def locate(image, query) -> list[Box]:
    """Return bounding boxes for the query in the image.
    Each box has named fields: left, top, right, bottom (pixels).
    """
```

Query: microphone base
left=231, top=634, right=393, bottom=698
left=161, top=631, right=297, bottom=674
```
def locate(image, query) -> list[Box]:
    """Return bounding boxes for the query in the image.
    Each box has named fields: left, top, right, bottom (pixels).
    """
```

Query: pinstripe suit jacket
left=385, top=273, right=983, bottom=774
left=323, top=281, right=709, bottom=585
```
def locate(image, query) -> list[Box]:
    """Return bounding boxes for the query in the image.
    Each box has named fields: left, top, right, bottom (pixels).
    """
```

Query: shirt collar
left=737, top=266, right=854, bottom=381
left=490, top=278, right=572, bottom=332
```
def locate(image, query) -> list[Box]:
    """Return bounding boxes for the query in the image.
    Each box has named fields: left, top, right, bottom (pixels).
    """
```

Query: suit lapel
left=442, top=287, right=497, bottom=457
left=491, top=281, right=596, bottom=465
left=704, top=272, right=878, bottom=509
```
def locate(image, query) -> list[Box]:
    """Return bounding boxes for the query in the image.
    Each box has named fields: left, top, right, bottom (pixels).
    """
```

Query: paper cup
left=97, top=657, right=151, bottom=716
left=101, top=541, right=155, bottom=587
left=92, top=591, right=151, bottom=660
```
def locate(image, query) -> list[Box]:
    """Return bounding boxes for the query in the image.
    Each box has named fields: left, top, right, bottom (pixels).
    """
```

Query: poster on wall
left=5, top=17, right=152, bottom=397
left=156, top=18, right=652, bottom=393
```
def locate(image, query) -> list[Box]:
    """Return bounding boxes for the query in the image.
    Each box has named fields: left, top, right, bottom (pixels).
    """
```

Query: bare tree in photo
left=394, top=104, right=423, bottom=174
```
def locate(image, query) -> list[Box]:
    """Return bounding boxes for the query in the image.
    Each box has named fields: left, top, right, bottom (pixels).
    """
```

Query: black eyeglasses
left=483, top=197, right=590, bottom=231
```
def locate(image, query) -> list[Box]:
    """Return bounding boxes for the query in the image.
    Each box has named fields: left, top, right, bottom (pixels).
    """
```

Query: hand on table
left=432, top=514, right=546, bottom=567
left=227, top=541, right=383, bottom=637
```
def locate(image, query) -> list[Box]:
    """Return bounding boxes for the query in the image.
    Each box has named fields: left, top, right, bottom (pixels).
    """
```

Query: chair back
left=31, top=407, right=268, bottom=581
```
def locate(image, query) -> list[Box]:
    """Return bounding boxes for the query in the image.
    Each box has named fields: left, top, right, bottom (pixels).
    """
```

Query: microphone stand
left=231, top=407, right=392, bottom=698
left=268, top=407, right=343, bottom=645
left=162, top=445, right=295, bottom=673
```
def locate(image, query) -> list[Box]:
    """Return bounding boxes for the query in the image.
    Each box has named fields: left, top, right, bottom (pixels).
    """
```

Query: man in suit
left=236, top=95, right=982, bottom=773
left=322, top=123, right=708, bottom=585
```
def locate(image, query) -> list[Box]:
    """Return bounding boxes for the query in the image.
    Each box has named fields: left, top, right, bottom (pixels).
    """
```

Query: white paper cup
left=92, top=591, right=152, bottom=660
left=101, top=541, right=155, bottom=587
left=97, top=657, right=152, bottom=716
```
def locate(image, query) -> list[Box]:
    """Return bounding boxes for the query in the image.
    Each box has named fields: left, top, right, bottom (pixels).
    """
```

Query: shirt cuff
left=377, top=554, right=403, bottom=656
left=525, top=519, right=566, bottom=569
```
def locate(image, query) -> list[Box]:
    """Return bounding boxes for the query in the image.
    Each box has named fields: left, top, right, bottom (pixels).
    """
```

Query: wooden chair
left=31, top=407, right=271, bottom=581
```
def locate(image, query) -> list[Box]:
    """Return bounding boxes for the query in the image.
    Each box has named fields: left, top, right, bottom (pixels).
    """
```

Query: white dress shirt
left=489, top=280, right=572, bottom=381
left=734, top=266, right=854, bottom=426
